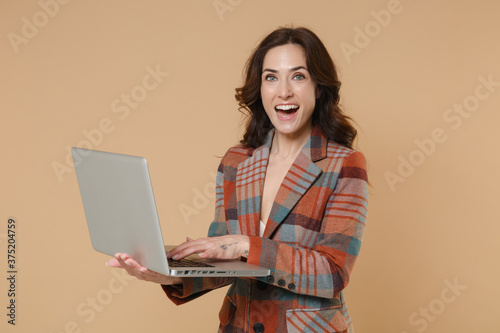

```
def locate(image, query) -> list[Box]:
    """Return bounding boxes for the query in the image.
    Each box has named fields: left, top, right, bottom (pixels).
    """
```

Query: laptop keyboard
left=167, top=257, right=215, bottom=268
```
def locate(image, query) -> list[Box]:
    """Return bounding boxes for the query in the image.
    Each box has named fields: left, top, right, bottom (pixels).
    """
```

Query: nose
left=278, top=80, right=293, bottom=99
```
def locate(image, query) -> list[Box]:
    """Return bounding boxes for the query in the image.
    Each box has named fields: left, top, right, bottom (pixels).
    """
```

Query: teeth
left=275, top=104, right=299, bottom=111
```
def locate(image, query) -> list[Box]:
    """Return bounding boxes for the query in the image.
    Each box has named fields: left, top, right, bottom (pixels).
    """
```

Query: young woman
left=109, top=27, right=368, bottom=333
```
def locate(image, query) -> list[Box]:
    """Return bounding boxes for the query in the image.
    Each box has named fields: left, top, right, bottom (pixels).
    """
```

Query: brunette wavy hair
left=235, top=27, right=357, bottom=149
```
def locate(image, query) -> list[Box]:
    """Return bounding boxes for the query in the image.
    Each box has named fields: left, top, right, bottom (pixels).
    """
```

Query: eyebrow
left=262, top=66, right=308, bottom=73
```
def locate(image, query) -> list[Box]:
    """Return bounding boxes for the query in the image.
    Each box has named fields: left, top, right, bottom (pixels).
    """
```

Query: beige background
left=1, top=0, right=499, bottom=332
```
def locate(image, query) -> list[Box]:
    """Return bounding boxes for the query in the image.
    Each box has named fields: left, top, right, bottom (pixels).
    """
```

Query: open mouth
left=275, top=104, right=299, bottom=120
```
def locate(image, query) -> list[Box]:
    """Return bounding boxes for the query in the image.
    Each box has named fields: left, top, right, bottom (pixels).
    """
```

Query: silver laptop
left=72, top=147, right=270, bottom=277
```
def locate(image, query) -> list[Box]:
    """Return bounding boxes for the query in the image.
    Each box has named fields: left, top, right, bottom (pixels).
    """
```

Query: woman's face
left=260, top=44, right=317, bottom=139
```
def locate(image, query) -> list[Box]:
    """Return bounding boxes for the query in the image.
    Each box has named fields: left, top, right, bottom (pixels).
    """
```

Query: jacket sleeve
left=162, top=158, right=236, bottom=305
left=247, top=151, right=368, bottom=299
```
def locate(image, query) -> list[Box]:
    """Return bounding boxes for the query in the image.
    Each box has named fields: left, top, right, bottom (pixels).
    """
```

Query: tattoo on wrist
left=244, top=250, right=249, bottom=257
left=220, top=242, right=238, bottom=250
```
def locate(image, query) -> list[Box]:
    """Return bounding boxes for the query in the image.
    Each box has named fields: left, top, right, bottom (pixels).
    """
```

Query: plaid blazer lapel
left=235, top=132, right=272, bottom=236
left=263, top=127, right=326, bottom=237
left=235, top=125, right=328, bottom=238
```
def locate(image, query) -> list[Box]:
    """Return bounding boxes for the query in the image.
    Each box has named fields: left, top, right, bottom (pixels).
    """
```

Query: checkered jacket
left=163, top=125, right=368, bottom=333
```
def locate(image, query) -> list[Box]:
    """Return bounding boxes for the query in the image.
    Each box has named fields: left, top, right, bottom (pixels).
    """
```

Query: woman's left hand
left=106, top=253, right=183, bottom=285
left=167, top=235, right=250, bottom=261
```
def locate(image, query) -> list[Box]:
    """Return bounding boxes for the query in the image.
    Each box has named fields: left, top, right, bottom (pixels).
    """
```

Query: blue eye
left=293, top=74, right=305, bottom=80
left=265, top=75, right=277, bottom=81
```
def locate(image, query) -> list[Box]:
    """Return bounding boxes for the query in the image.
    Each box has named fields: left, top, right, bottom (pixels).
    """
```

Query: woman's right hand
left=107, top=252, right=183, bottom=285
